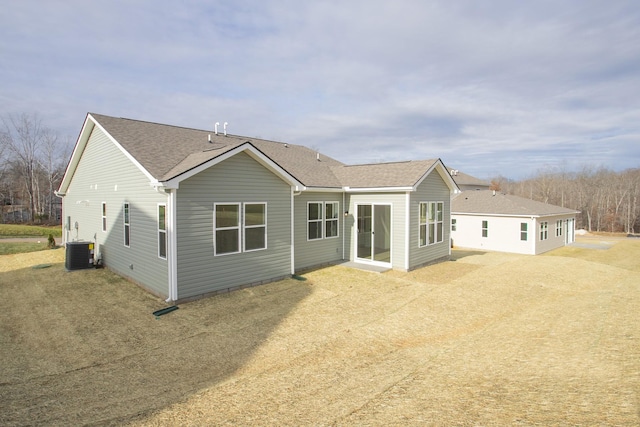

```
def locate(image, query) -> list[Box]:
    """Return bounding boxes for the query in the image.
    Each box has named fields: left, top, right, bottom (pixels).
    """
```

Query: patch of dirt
left=1, top=243, right=639, bottom=425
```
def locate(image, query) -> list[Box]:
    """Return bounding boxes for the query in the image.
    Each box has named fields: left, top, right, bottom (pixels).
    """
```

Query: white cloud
left=1, top=0, right=639, bottom=179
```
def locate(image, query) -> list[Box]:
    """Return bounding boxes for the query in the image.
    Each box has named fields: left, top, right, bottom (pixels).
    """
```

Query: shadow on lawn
left=0, top=262, right=312, bottom=425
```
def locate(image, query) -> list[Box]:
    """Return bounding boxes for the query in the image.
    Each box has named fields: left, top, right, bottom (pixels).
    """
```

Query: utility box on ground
left=65, top=241, right=93, bottom=271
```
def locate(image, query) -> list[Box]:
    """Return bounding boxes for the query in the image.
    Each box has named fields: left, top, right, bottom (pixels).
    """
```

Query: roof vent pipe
left=316, top=152, right=320, bottom=161
left=208, top=134, right=211, bottom=143
left=215, top=122, right=219, bottom=135
left=224, top=122, right=228, bottom=136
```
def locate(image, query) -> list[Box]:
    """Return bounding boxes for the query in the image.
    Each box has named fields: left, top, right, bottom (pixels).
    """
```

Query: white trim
left=345, top=186, right=414, bottom=193
left=325, top=201, right=340, bottom=239
left=101, top=201, right=107, bottom=232
left=342, top=192, right=347, bottom=261
left=123, top=202, right=131, bottom=248
left=404, top=192, right=410, bottom=271
left=167, top=189, right=178, bottom=302
left=452, top=212, right=580, bottom=218
left=291, top=187, right=295, bottom=274
left=307, top=201, right=324, bottom=241
left=418, top=201, right=444, bottom=247
left=354, top=203, right=393, bottom=268
left=213, top=203, right=241, bottom=256
left=243, top=202, right=268, bottom=253
left=157, top=203, right=167, bottom=260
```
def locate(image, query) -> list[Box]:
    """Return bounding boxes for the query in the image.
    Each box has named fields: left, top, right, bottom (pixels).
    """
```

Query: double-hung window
left=158, top=204, right=167, bottom=259
left=556, top=220, right=563, bottom=237
left=308, top=201, right=339, bottom=240
left=482, top=220, right=488, bottom=238
left=214, top=204, right=241, bottom=255
left=540, top=221, right=548, bottom=241
left=214, top=203, right=267, bottom=255
left=308, top=202, right=323, bottom=240
left=244, top=203, right=267, bottom=252
left=520, top=223, right=527, bottom=241
left=419, top=202, right=444, bottom=247
left=123, top=203, right=131, bottom=247
left=101, top=202, right=107, bottom=232
left=325, top=202, right=339, bottom=238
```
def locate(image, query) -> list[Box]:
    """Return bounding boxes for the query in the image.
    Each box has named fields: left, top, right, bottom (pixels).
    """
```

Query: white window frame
left=419, top=201, right=444, bottom=247
left=123, top=202, right=131, bottom=247
left=451, top=218, right=457, bottom=232
left=101, top=202, right=107, bottom=232
left=158, top=203, right=167, bottom=259
left=243, top=202, right=267, bottom=252
left=540, top=221, right=548, bottom=241
left=213, top=203, right=241, bottom=256
left=307, top=201, right=339, bottom=241
left=325, top=201, right=339, bottom=239
left=556, top=220, right=563, bottom=237
left=482, top=220, right=488, bottom=238
left=520, top=222, right=527, bottom=241
left=307, top=201, right=323, bottom=241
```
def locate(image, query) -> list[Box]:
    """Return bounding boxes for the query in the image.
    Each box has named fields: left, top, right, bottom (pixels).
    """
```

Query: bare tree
left=1, top=113, right=58, bottom=222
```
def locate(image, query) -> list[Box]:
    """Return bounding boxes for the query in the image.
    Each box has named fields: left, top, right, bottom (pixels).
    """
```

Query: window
left=520, top=223, right=527, bottom=241
left=451, top=218, right=457, bottom=232
left=123, top=203, right=130, bottom=247
left=325, top=202, right=339, bottom=238
left=101, top=202, right=107, bottom=232
left=158, top=204, right=167, bottom=259
left=419, top=202, right=444, bottom=247
left=214, top=203, right=267, bottom=256
left=482, top=220, right=488, bottom=238
left=308, top=201, right=339, bottom=240
left=540, top=221, right=548, bottom=241
left=244, top=203, right=266, bottom=251
left=556, top=220, right=563, bottom=237
left=308, top=202, right=323, bottom=240
left=214, top=204, right=240, bottom=255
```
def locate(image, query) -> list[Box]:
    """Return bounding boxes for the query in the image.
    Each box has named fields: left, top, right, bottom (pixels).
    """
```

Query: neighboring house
left=448, top=169, right=490, bottom=191
left=57, top=113, right=458, bottom=302
left=451, top=190, right=579, bottom=255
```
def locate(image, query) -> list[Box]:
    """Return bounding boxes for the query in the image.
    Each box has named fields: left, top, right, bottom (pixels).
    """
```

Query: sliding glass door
left=356, top=204, right=391, bottom=264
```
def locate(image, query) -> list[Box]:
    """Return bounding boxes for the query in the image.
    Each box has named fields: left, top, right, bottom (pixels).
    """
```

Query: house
left=57, top=113, right=458, bottom=302
left=451, top=189, right=579, bottom=255
left=448, top=169, right=490, bottom=191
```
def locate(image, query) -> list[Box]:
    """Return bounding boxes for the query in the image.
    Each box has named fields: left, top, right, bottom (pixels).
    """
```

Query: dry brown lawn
left=1, top=239, right=639, bottom=426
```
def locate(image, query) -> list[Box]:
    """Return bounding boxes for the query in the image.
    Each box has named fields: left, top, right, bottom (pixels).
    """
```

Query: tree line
left=2, top=112, right=638, bottom=233
left=491, top=166, right=640, bottom=234
left=0, top=113, right=72, bottom=223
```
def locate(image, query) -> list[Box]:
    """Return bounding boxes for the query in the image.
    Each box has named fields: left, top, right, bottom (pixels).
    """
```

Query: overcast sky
left=1, top=0, right=638, bottom=179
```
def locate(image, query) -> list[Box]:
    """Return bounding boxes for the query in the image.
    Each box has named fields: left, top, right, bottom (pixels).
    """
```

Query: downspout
left=54, top=190, right=67, bottom=245
left=167, top=188, right=178, bottom=302
left=405, top=192, right=410, bottom=270
left=342, top=191, right=346, bottom=260
left=291, top=186, right=295, bottom=274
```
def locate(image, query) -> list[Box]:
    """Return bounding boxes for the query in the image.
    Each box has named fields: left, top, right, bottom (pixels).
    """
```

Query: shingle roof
left=450, top=171, right=490, bottom=188
left=89, top=113, right=448, bottom=190
left=331, top=159, right=439, bottom=188
left=452, top=190, right=579, bottom=216
left=91, top=113, right=344, bottom=187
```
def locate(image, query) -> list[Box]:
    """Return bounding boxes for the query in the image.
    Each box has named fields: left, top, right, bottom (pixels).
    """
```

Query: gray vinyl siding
left=175, top=152, right=292, bottom=299
left=293, top=192, right=344, bottom=271
left=62, top=126, right=169, bottom=296
left=535, top=214, right=574, bottom=254
left=408, top=172, right=451, bottom=269
left=346, top=192, right=408, bottom=270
